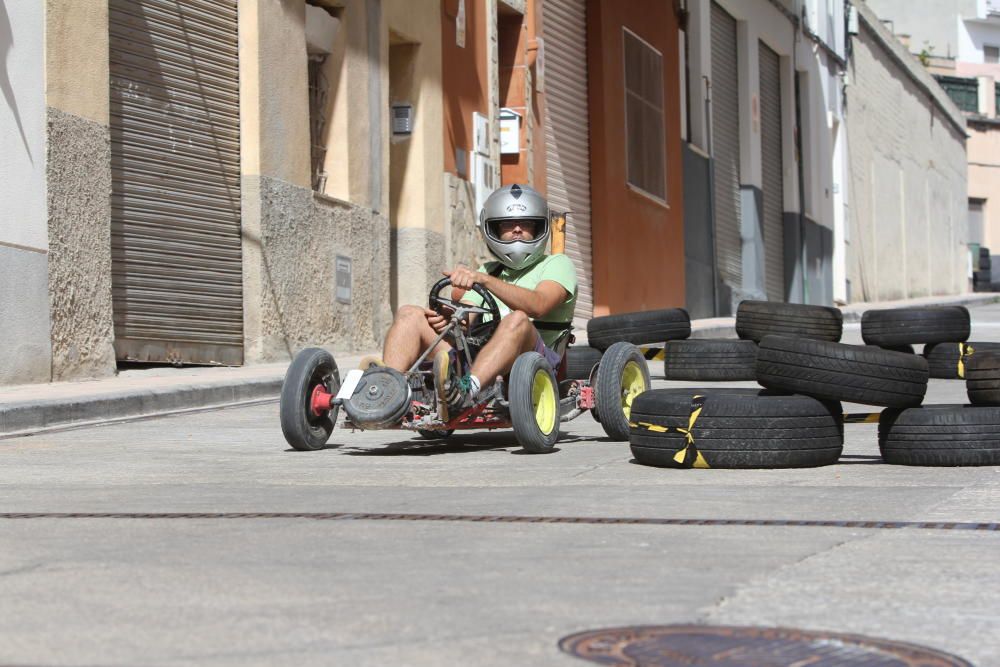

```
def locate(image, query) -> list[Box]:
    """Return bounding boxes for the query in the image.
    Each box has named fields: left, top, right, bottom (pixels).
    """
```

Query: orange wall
left=441, top=0, right=489, bottom=176
left=586, top=0, right=685, bottom=314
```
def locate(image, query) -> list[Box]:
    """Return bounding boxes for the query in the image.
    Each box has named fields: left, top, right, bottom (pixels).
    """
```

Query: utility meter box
left=499, top=108, right=521, bottom=155
left=392, top=103, right=413, bottom=136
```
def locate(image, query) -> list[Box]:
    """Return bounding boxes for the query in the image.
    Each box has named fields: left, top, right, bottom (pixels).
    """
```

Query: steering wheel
left=428, top=278, right=502, bottom=345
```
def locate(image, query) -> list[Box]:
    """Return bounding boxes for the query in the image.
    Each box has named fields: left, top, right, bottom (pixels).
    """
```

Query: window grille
left=623, top=29, right=666, bottom=201
left=935, top=75, right=979, bottom=114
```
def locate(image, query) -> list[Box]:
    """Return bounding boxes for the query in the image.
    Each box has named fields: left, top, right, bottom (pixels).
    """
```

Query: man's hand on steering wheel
left=444, top=265, right=489, bottom=291
left=424, top=306, right=466, bottom=334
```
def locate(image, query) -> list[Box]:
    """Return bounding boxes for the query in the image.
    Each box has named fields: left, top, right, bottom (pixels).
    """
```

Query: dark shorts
left=534, top=331, right=563, bottom=368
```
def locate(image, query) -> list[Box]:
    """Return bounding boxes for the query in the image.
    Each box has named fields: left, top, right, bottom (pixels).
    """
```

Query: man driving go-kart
left=381, top=183, right=577, bottom=420
left=279, top=184, right=651, bottom=454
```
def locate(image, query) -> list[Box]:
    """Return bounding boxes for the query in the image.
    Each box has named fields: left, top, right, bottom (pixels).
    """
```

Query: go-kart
left=279, top=278, right=651, bottom=453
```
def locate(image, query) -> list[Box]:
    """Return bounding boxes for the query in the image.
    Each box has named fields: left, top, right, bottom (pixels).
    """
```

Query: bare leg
left=383, top=305, right=451, bottom=372
left=469, top=310, right=538, bottom=386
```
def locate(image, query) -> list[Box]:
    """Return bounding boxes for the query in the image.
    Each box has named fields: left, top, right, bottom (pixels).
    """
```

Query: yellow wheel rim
left=620, top=360, right=647, bottom=419
left=531, top=368, right=557, bottom=435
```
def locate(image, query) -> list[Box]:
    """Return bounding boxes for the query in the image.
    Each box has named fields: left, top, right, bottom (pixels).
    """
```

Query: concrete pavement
left=0, top=304, right=998, bottom=665
left=2, top=292, right=997, bottom=438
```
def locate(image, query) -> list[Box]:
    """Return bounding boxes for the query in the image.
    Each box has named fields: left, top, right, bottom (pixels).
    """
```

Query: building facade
left=845, top=1, right=969, bottom=300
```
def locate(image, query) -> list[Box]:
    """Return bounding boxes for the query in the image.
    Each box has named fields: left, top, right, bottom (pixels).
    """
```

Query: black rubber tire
left=861, top=306, right=970, bottom=346
left=587, top=308, right=690, bottom=351
left=594, top=342, right=651, bottom=441
left=924, top=342, right=1000, bottom=379
left=877, top=344, right=915, bottom=354
left=662, top=339, right=757, bottom=381
left=417, top=429, right=454, bottom=439
left=974, top=270, right=992, bottom=284
left=756, top=335, right=929, bottom=408
left=966, top=352, right=1000, bottom=405
left=509, top=352, right=560, bottom=453
left=734, top=300, right=843, bottom=342
left=280, top=348, right=340, bottom=451
left=879, top=405, right=1000, bottom=466
left=629, top=389, right=843, bottom=469
left=565, top=345, right=603, bottom=380
left=982, top=257, right=993, bottom=271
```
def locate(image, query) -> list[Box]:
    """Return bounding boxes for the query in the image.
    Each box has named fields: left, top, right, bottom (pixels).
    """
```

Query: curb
left=0, top=376, right=283, bottom=439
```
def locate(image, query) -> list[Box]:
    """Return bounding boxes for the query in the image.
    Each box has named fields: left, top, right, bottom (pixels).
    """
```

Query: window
left=986, top=45, right=1000, bottom=64
left=935, top=75, right=979, bottom=113
left=623, top=29, right=666, bottom=202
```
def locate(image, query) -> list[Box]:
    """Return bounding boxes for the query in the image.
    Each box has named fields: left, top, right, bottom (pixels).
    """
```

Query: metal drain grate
left=559, top=625, right=973, bottom=666
left=0, top=512, right=996, bottom=531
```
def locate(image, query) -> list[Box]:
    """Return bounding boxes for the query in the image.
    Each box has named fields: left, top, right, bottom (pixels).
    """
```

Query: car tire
left=565, top=345, right=603, bottom=381
left=923, top=342, right=1000, bottom=379
left=280, top=347, right=341, bottom=451
left=509, top=352, right=560, bottom=453
left=629, top=388, right=843, bottom=468
left=587, top=308, right=691, bottom=351
left=861, top=306, right=970, bottom=346
left=735, top=300, right=843, bottom=342
left=594, top=342, right=651, bottom=441
left=662, top=339, right=758, bottom=381
left=879, top=405, right=1000, bottom=466
left=966, top=352, right=1000, bottom=405
left=756, top=335, right=929, bottom=408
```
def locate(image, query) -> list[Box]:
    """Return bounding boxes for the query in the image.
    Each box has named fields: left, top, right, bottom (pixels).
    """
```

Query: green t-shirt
left=463, top=254, right=578, bottom=346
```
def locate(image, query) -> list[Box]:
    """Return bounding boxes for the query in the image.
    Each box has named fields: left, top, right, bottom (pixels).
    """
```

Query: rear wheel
left=510, top=352, right=560, bottom=453
left=280, top=348, right=340, bottom=451
left=595, top=342, right=650, bottom=441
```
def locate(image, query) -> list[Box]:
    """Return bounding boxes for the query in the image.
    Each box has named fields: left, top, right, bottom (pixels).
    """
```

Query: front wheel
left=594, top=342, right=650, bottom=441
left=509, top=352, right=560, bottom=453
left=280, top=348, right=340, bottom=451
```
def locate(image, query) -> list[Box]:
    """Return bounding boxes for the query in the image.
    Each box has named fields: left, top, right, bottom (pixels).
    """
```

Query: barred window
left=624, top=29, right=666, bottom=202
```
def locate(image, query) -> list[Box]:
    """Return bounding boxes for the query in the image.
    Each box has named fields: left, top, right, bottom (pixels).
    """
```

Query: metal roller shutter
left=710, top=2, right=741, bottom=294
left=109, top=0, right=243, bottom=365
left=543, top=0, right=594, bottom=323
left=759, top=41, right=785, bottom=302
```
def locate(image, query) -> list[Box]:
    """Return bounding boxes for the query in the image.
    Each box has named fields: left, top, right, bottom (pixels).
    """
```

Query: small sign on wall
left=456, top=0, right=466, bottom=48
left=335, top=255, right=352, bottom=304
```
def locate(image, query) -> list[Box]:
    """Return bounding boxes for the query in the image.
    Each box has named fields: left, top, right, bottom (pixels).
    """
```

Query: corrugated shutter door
left=710, top=2, right=741, bottom=293
left=543, top=0, right=594, bottom=323
left=109, top=0, right=243, bottom=365
left=759, top=41, right=785, bottom=302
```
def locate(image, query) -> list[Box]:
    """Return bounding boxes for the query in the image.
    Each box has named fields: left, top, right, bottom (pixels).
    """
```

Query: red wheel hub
left=310, top=384, right=334, bottom=416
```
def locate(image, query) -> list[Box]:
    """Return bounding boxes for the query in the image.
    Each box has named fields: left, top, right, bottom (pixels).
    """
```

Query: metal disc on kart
left=343, top=366, right=411, bottom=429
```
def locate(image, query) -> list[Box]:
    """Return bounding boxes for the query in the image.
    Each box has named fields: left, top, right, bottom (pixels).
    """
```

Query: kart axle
left=310, top=384, right=334, bottom=416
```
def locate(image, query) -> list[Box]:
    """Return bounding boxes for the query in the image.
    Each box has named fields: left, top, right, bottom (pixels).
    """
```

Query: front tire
left=280, top=348, right=340, bottom=451
left=595, top=342, right=650, bottom=441
left=510, top=352, right=560, bottom=453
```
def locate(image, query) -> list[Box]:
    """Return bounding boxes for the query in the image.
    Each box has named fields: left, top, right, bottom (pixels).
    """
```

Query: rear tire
left=510, top=352, right=560, bottom=453
left=280, top=348, right=340, bottom=451
left=565, top=346, right=603, bottom=380
left=594, top=342, right=651, bottom=441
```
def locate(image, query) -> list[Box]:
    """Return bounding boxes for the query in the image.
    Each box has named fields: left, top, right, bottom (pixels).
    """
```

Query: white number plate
left=335, top=369, right=364, bottom=400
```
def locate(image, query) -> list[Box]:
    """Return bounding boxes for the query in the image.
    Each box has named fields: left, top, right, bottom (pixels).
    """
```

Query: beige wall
left=968, top=125, right=1000, bottom=252
left=240, top=0, right=311, bottom=188
left=45, top=0, right=108, bottom=123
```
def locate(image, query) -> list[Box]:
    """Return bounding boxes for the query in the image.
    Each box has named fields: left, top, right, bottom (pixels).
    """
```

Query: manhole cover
left=559, top=625, right=972, bottom=666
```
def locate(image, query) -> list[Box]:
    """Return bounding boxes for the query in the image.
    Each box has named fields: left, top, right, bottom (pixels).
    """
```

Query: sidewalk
left=2, top=293, right=997, bottom=438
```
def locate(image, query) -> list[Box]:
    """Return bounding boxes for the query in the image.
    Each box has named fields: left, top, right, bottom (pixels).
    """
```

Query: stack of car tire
left=973, top=247, right=995, bottom=293
left=585, top=301, right=1000, bottom=470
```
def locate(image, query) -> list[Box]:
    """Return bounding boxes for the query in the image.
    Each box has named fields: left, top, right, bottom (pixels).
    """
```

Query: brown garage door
left=109, top=0, right=243, bottom=365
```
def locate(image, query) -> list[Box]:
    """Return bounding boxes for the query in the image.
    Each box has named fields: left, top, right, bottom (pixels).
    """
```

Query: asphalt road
left=2, top=305, right=1000, bottom=666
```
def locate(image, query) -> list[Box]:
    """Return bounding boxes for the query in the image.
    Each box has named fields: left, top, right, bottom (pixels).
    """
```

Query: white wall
left=846, top=5, right=968, bottom=301
left=865, top=0, right=976, bottom=58
left=1, top=0, right=46, bottom=251
left=0, top=0, right=52, bottom=384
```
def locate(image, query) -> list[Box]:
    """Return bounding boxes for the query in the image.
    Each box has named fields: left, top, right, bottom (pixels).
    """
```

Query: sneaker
left=444, top=374, right=476, bottom=417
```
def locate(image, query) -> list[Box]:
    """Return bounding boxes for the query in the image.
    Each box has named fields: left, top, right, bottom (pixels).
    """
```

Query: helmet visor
left=485, top=217, right=548, bottom=243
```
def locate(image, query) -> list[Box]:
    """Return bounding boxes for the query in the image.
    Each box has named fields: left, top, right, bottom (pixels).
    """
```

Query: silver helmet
left=478, top=184, right=550, bottom=270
